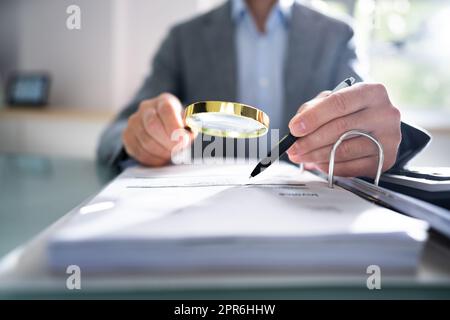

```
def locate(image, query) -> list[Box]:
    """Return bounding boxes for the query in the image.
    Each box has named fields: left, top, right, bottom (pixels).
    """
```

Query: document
left=48, top=162, right=428, bottom=274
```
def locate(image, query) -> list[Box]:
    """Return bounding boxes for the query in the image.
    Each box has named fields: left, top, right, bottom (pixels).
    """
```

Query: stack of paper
left=47, top=162, right=428, bottom=274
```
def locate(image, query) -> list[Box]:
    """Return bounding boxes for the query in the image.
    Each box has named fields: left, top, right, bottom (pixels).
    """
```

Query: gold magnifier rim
left=184, top=101, right=270, bottom=138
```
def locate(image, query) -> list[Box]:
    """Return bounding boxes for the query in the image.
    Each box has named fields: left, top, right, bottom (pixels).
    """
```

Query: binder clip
left=328, top=130, right=384, bottom=188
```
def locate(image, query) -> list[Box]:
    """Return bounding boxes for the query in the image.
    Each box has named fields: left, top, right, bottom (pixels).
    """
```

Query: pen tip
left=249, top=169, right=259, bottom=179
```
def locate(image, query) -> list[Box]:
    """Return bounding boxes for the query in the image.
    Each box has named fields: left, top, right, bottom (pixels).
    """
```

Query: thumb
left=316, top=90, right=332, bottom=99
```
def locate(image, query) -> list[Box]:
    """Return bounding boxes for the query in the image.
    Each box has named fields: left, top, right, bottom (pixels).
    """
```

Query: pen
left=249, top=77, right=356, bottom=178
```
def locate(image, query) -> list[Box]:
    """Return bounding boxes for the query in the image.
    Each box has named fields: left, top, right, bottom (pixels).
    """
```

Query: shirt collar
left=231, top=0, right=294, bottom=24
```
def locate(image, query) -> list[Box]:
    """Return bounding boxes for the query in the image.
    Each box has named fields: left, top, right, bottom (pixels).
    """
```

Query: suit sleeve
left=97, top=27, right=182, bottom=167
left=331, top=24, right=365, bottom=86
left=332, top=24, right=431, bottom=169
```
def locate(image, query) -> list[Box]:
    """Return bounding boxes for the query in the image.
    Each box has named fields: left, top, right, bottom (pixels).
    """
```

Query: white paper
left=48, top=162, right=428, bottom=273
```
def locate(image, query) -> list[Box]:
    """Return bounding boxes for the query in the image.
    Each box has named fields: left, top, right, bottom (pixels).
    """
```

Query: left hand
left=287, top=83, right=402, bottom=178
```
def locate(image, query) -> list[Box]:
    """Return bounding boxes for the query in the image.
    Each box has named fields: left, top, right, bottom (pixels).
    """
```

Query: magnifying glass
left=184, top=101, right=270, bottom=138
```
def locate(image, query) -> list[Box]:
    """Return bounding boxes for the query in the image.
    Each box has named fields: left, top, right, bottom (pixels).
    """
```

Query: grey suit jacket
left=98, top=1, right=430, bottom=168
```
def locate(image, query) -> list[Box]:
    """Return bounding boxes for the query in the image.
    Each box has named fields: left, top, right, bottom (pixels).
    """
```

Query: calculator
left=380, top=166, right=450, bottom=209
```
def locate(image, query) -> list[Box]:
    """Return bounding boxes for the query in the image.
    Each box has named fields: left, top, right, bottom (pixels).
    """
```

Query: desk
left=0, top=154, right=450, bottom=299
left=0, top=154, right=116, bottom=257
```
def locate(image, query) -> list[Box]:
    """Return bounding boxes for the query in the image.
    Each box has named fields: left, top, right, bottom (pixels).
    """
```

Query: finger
left=288, top=136, right=379, bottom=164
left=289, top=83, right=387, bottom=137
left=122, top=128, right=139, bottom=160
left=142, top=107, right=175, bottom=151
left=183, top=116, right=199, bottom=140
left=156, top=93, right=184, bottom=137
left=290, top=107, right=385, bottom=156
left=137, top=149, right=170, bottom=167
left=295, top=91, right=332, bottom=115
left=303, top=163, right=319, bottom=171
left=134, top=139, right=170, bottom=167
left=314, top=155, right=389, bottom=178
left=316, top=90, right=332, bottom=99
left=133, top=123, right=172, bottom=160
left=169, top=127, right=196, bottom=150
left=174, top=104, right=198, bottom=143
left=123, top=129, right=168, bottom=166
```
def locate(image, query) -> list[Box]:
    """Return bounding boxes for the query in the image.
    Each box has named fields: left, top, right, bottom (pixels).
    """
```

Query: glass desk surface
left=0, top=153, right=449, bottom=299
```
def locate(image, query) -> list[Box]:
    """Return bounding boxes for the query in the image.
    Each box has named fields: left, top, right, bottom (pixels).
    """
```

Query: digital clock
left=6, top=73, right=50, bottom=106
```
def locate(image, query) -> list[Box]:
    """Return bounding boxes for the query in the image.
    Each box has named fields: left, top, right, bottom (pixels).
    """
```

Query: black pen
left=249, top=77, right=356, bottom=178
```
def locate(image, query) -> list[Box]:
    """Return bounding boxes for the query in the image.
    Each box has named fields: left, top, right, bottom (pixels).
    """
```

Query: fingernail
left=298, top=120, right=307, bottom=133
left=287, top=144, right=298, bottom=156
left=288, top=116, right=298, bottom=131
left=290, top=116, right=307, bottom=136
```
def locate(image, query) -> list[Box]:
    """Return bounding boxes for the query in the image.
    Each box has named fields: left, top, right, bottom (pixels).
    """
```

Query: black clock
left=5, top=73, right=50, bottom=106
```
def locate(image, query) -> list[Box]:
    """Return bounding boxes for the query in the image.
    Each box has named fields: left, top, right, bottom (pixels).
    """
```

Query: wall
left=111, top=0, right=213, bottom=110
left=0, top=0, right=19, bottom=85
left=15, top=0, right=115, bottom=109
left=3, top=0, right=224, bottom=111
left=0, top=0, right=224, bottom=158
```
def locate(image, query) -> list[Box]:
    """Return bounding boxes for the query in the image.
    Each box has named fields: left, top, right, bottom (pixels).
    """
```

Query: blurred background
left=0, top=0, right=449, bottom=164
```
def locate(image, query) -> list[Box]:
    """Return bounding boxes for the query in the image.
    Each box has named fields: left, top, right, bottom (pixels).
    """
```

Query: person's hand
left=287, top=83, right=401, bottom=177
left=122, top=93, right=195, bottom=166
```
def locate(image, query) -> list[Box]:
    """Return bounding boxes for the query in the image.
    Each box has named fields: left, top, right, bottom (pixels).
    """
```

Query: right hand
left=122, top=93, right=195, bottom=166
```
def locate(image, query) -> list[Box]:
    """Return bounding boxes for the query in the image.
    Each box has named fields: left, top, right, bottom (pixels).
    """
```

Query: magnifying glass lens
left=185, top=101, right=269, bottom=139
left=187, top=113, right=267, bottom=138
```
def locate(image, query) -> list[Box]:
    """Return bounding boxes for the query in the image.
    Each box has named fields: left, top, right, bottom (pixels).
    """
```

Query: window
left=304, top=0, right=450, bottom=111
